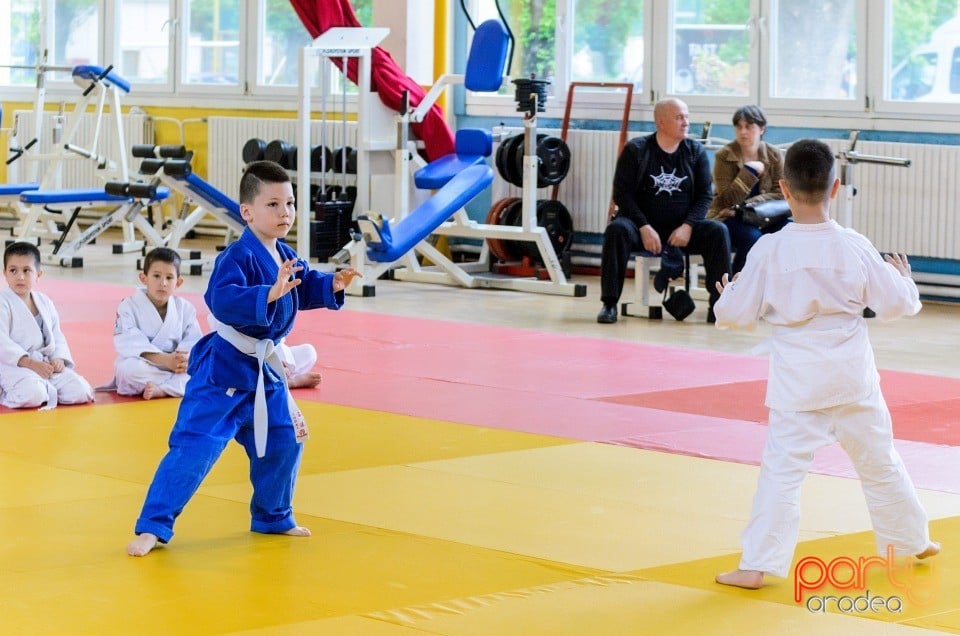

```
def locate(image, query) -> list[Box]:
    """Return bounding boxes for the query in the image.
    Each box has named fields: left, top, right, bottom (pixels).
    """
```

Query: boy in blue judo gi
left=127, top=160, right=360, bottom=556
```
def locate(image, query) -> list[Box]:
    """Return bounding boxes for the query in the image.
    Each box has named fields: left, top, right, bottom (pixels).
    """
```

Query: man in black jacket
left=597, top=98, right=731, bottom=324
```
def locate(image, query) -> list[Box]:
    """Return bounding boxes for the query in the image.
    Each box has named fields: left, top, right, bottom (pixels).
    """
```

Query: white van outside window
left=891, top=16, right=960, bottom=102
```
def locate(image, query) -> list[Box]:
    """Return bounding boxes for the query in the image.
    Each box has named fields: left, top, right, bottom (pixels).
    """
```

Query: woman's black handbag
left=734, top=199, right=792, bottom=230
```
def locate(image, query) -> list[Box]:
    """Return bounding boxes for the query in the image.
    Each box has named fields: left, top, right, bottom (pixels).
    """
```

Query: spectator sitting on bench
left=708, top=105, right=788, bottom=275
left=597, top=98, right=731, bottom=324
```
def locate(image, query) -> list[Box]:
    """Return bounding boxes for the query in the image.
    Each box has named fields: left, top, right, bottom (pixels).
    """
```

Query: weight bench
left=359, top=164, right=494, bottom=262
left=141, top=158, right=245, bottom=237
left=621, top=251, right=709, bottom=319
left=16, top=185, right=169, bottom=267
left=135, top=157, right=246, bottom=272
left=0, top=183, right=39, bottom=232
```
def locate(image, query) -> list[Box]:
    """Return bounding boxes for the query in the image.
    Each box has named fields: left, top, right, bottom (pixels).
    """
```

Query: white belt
left=215, top=322, right=307, bottom=457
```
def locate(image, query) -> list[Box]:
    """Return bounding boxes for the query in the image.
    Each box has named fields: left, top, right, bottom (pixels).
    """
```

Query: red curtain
left=288, top=0, right=455, bottom=161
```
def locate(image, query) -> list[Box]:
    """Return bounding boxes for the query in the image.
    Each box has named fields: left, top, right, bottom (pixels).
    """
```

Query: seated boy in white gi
left=112, top=247, right=203, bottom=400
left=712, top=139, right=939, bottom=590
left=207, top=314, right=320, bottom=389
left=0, top=241, right=94, bottom=409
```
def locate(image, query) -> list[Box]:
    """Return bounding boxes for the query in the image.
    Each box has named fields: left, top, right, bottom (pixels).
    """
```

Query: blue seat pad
left=0, top=183, right=39, bottom=197
left=414, top=154, right=487, bottom=190
left=367, top=164, right=493, bottom=263
left=72, top=65, right=131, bottom=93
left=20, top=186, right=169, bottom=204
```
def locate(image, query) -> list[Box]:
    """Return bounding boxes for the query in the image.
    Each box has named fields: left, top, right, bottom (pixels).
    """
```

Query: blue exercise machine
left=329, top=6, right=584, bottom=297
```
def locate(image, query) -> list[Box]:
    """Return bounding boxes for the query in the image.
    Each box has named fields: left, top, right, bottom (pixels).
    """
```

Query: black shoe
left=706, top=307, right=716, bottom=324
left=597, top=304, right=617, bottom=324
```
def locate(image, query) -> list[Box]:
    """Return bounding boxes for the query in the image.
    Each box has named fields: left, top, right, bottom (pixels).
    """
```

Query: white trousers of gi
left=115, top=358, right=189, bottom=397
left=0, top=365, right=93, bottom=408
left=739, top=386, right=930, bottom=577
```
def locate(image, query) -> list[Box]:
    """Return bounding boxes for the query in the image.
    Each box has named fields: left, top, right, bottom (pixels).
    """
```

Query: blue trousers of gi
left=133, top=379, right=303, bottom=543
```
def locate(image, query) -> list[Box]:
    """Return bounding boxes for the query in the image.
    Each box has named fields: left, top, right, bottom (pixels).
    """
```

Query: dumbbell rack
left=296, top=26, right=394, bottom=260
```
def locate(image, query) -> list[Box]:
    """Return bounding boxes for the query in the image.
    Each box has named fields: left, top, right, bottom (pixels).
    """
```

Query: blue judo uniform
left=133, top=229, right=343, bottom=543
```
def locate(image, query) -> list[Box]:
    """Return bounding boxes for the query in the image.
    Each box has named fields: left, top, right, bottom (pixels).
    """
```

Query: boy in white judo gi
left=713, top=139, right=939, bottom=590
left=127, top=161, right=360, bottom=557
left=0, top=242, right=94, bottom=409
left=111, top=247, right=203, bottom=399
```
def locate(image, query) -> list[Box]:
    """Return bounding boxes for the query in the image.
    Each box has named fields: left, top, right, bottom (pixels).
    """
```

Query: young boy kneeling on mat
left=0, top=241, right=94, bottom=409
left=712, top=139, right=939, bottom=590
left=108, top=247, right=203, bottom=400
left=127, top=160, right=360, bottom=556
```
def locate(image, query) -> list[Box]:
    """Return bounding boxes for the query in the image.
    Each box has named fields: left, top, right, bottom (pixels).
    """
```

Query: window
left=887, top=1, right=960, bottom=103
left=1, top=0, right=40, bottom=87
left=183, top=0, right=240, bottom=87
left=466, top=0, right=960, bottom=123
left=670, top=0, right=750, bottom=97
left=258, top=0, right=313, bottom=87
left=573, top=0, right=644, bottom=88
left=117, top=0, right=172, bottom=85
left=770, top=0, right=858, bottom=101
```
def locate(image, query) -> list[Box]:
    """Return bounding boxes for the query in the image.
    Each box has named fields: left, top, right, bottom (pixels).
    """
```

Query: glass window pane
left=671, top=0, right=750, bottom=96
left=260, top=0, right=313, bottom=86
left=572, top=0, right=644, bottom=89
left=0, top=0, right=40, bottom=86
left=184, top=0, right=239, bottom=86
left=54, top=0, right=99, bottom=76
left=475, top=0, right=554, bottom=81
left=888, top=0, right=960, bottom=102
left=118, top=0, right=170, bottom=84
left=772, top=0, right=857, bottom=100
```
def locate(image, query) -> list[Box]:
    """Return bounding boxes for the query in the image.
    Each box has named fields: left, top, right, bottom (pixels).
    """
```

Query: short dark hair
left=732, top=104, right=767, bottom=129
left=4, top=241, right=41, bottom=268
left=783, top=139, right=836, bottom=203
left=142, top=246, right=182, bottom=276
left=239, top=160, right=290, bottom=204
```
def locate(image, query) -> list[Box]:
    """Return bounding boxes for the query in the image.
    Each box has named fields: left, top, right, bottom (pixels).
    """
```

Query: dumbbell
left=311, top=145, right=333, bottom=173
left=243, top=138, right=267, bottom=164
left=105, top=182, right=158, bottom=199
left=332, top=146, right=357, bottom=174
left=132, top=144, right=188, bottom=159
left=265, top=139, right=297, bottom=169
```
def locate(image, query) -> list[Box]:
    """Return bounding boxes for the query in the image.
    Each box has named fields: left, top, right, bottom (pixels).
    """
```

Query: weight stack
left=311, top=196, right=355, bottom=261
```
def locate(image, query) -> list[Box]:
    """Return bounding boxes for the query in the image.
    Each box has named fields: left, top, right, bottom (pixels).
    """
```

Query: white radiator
left=9, top=110, right=154, bottom=187
left=825, top=139, right=960, bottom=260
left=206, top=116, right=358, bottom=203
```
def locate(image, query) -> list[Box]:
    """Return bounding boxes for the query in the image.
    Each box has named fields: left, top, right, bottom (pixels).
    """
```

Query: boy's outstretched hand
left=884, top=252, right=912, bottom=278
left=268, top=259, right=304, bottom=303
left=333, top=268, right=362, bottom=292
left=715, top=272, right=740, bottom=296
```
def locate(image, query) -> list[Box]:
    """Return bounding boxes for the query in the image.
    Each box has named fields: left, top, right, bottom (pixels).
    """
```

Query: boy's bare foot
left=127, top=533, right=160, bottom=556
left=282, top=526, right=311, bottom=537
left=142, top=382, right=166, bottom=400
left=288, top=372, right=321, bottom=389
left=916, top=542, right=941, bottom=559
left=716, top=569, right=764, bottom=589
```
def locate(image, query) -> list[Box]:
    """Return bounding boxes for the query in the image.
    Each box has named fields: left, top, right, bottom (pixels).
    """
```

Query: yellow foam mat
left=356, top=577, right=937, bottom=635
left=204, top=442, right=960, bottom=572
left=3, top=398, right=960, bottom=634
left=640, top=515, right=960, bottom=631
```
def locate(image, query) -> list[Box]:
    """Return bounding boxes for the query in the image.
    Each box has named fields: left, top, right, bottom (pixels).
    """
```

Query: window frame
left=463, top=0, right=960, bottom=130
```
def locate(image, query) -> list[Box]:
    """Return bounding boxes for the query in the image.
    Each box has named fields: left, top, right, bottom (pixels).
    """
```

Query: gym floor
left=2, top=234, right=959, bottom=635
